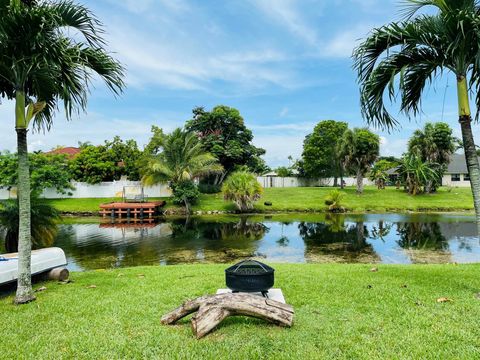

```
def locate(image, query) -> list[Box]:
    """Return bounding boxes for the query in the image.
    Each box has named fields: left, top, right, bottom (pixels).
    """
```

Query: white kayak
left=0, top=247, right=67, bottom=285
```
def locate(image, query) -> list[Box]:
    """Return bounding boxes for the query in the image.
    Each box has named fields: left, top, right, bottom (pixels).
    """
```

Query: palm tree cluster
left=0, top=0, right=124, bottom=303
left=354, top=0, right=480, bottom=225
left=142, top=128, right=223, bottom=213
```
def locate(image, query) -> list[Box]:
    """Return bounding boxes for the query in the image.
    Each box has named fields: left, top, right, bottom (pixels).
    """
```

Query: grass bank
left=46, top=186, right=474, bottom=215
left=1, top=263, right=480, bottom=359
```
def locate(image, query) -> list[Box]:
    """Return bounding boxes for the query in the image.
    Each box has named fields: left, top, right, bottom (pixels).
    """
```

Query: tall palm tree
left=353, top=0, right=480, bottom=227
left=142, top=128, right=223, bottom=212
left=0, top=0, right=124, bottom=303
left=338, top=128, right=380, bottom=194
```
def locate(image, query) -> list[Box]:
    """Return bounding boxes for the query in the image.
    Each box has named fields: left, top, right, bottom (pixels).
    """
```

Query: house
left=442, top=153, right=476, bottom=187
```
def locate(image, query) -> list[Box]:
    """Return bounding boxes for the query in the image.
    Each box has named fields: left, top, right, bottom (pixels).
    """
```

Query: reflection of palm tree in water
left=396, top=222, right=452, bottom=263
left=299, top=220, right=379, bottom=263
left=276, top=222, right=290, bottom=247
left=166, top=216, right=268, bottom=263
left=370, top=220, right=392, bottom=241
left=396, top=222, right=448, bottom=250
left=324, top=213, right=346, bottom=233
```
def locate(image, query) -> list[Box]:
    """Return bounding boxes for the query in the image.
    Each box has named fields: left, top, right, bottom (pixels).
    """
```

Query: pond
left=8, top=213, right=473, bottom=271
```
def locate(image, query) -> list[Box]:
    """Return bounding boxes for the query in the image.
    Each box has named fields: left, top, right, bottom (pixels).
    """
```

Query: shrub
left=222, top=171, right=263, bottom=212
left=171, top=180, right=200, bottom=213
left=324, top=189, right=346, bottom=212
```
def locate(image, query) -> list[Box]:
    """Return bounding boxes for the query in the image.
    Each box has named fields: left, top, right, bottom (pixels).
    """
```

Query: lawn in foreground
left=46, top=186, right=475, bottom=214
left=1, top=264, right=480, bottom=359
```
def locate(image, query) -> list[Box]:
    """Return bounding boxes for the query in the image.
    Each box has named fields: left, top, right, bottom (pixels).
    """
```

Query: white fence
left=0, top=176, right=377, bottom=200
left=0, top=180, right=172, bottom=200
left=257, top=176, right=375, bottom=188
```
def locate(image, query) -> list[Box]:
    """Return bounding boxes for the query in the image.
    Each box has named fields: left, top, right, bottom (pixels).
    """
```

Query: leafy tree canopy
left=408, top=122, right=457, bottom=169
left=302, top=120, right=348, bottom=178
left=0, top=152, right=74, bottom=195
left=185, top=106, right=269, bottom=177
left=69, top=136, right=142, bottom=184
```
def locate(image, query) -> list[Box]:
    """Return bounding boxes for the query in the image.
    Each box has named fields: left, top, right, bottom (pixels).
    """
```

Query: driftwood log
left=161, top=292, right=294, bottom=338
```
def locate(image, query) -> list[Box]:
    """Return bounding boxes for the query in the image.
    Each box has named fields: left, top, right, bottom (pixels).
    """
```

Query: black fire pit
left=225, top=260, right=274, bottom=294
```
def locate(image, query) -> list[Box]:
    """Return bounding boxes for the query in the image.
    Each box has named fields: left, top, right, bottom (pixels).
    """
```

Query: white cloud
left=106, top=24, right=295, bottom=92
left=254, top=134, right=305, bottom=167
left=322, top=25, right=372, bottom=58
left=0, top=98, right=186, bottom=152
left=249, top=0, right=319, bottom=45
left=380, top=136, right=407, bottom=157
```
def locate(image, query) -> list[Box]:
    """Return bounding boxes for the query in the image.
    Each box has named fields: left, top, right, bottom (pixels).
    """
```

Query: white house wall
left=441, top=175, right=472, bottom=188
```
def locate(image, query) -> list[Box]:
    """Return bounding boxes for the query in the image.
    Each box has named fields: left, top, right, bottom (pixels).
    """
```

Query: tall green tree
left=353, top=0, right=480, bottom=228
left=185, top=106, right=268, bottom=183
left=408, top=122, right=457, bottom=192
left=302, top=120, right=348, bottom=185
left=0, top=0, right=124, bottom=303
left=141, top=128, right=223, bottom=213
left=338, top=128, right=380, bottom=194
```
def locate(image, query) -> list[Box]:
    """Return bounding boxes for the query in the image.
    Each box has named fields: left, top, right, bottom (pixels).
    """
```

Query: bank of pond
left=2, top=213, right=478, bottom=271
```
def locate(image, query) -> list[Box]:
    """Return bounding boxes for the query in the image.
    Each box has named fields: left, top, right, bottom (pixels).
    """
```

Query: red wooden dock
left=99, top=201, right=166, bottom=219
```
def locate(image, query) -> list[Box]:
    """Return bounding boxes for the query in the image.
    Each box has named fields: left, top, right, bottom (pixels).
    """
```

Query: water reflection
left=45, top=214, right=480, bottom=271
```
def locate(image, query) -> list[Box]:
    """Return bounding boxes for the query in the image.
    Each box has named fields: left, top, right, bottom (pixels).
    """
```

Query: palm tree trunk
left=15, top=127, right=35, bottom=304
left=14, top=90, right=35, bottom=304
left=459, top=117, right=480, bottom=226
left=356, top=169, right=364, bottom=194
left=457, top=75, right=480, bottom=233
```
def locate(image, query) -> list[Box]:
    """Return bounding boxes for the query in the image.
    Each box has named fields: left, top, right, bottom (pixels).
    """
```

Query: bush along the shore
left=222, top=171, right=263, bottom=212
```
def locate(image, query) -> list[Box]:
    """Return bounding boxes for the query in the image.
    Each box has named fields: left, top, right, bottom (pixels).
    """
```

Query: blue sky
left=0, top=0, right=470, bottom=167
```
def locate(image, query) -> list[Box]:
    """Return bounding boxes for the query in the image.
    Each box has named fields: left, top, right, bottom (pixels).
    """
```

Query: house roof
left=45, top=147, right=81, bottom=159
left=446, top=154, right=471, bottom=174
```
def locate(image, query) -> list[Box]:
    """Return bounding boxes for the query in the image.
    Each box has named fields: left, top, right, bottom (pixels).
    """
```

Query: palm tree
left=0, top=0, right=124, bottom=303
left=0, top=197, right=60, bottom=253
left=222, top=171, right=263, bottom=212
left=408, top=122, right=457, bottom=192
left=399, top=154, right=439, bottom=195
left=338, top=128, right=380, bottom=194
left=353, top=0, right=480, bottom=227
left=142, top=128, right=223, bottom=213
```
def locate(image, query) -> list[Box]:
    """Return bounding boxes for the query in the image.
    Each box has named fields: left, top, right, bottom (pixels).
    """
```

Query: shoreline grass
left=45, top=186, right=475, bottom=215
left=1, top=263, right=480, bottom=359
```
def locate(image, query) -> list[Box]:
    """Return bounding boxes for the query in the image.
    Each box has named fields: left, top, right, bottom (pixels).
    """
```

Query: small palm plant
left=222, top=171, right=263, bottom=212
left=0, top=197, right=60, bottom=253
left=399, top=154, right=439, bottom=195
left=324, top=189, right=346, bottom=212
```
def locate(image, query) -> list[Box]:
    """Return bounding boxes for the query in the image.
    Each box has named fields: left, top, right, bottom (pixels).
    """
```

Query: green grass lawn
left=1, top=264, right=480, bottom=359
left=46, top=186, right=475, bottom=214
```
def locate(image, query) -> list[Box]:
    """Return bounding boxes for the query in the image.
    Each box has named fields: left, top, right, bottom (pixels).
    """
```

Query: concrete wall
left=0, top=180, right=172, bottom=200
left=257, top=176, right=375, bottom=188
left=442, top=174, right=471, bottom=187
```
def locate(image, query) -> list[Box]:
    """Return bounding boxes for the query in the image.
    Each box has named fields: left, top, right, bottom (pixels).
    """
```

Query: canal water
left=25, top=213, right=480, bottom=271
